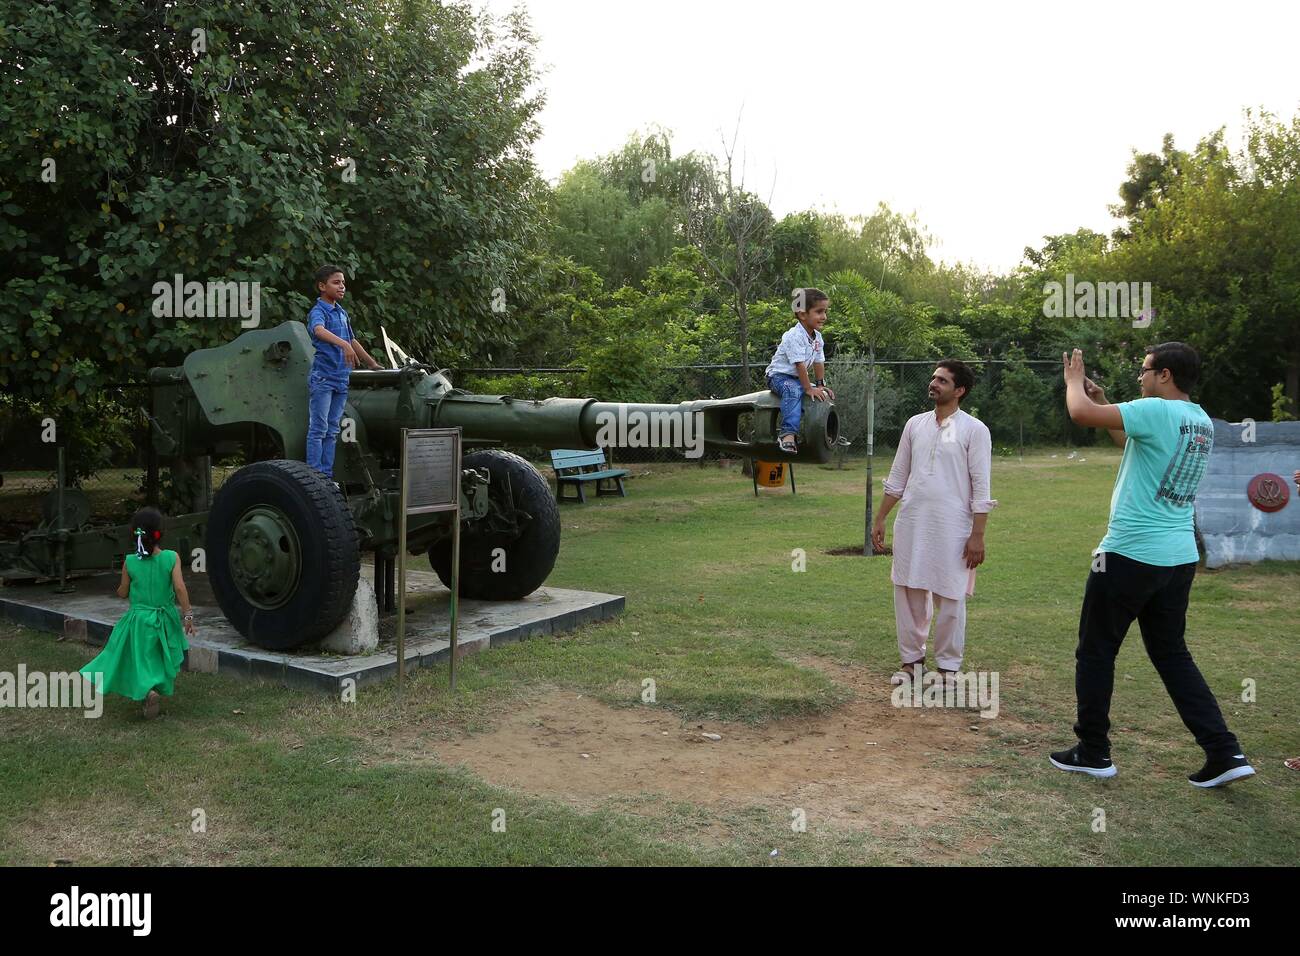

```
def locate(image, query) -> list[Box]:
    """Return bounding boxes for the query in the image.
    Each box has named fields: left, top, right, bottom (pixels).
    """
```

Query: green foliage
left=989, top=347, right=1054, bottom=449
left=928, top=324, right=978, bottom=360
left=549, top=127, right=717, bottom=290
left=548, top=163, right=679, bottom=290
left=0, top=392, right=140, bottom=480
left=0, top=0, right=545, bottom=411
left=824, top=268, right=932, bottom=357
left=459, top=372, right=584, bottom=401
left=1089, top=111, right=1300, bottom=419
left=824, top=355, right=902, bottom=453
left=1272, top=383, right=1297, bottom=422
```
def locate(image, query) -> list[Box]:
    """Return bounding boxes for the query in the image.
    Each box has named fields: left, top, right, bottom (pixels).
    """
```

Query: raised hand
left=1062, top=348, right=1086, bottom=385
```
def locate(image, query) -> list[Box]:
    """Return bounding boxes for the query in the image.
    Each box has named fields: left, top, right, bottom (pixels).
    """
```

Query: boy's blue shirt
left=306, top=297, right=354, bottom=389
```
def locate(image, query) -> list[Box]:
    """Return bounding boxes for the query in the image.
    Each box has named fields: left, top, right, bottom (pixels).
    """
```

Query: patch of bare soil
left=383, top=657, right=1023, bottom=836
left=825, top=545, right=891, bottom=556
left=8, top=798, right=250, bottom=866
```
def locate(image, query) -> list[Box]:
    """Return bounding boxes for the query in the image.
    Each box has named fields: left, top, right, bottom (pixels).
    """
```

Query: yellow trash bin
left=755, top=460, right=787, bottom=487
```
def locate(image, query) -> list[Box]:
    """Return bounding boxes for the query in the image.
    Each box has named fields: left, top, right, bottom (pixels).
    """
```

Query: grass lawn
left=1, top=448, right=1297, bottom=865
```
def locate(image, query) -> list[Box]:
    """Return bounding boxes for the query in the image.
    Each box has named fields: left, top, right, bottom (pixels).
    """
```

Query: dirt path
left=386, top=658, right=1026, bottom=834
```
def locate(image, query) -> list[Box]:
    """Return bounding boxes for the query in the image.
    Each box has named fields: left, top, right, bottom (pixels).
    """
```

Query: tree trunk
left=738, top=291, right=750, bottom=386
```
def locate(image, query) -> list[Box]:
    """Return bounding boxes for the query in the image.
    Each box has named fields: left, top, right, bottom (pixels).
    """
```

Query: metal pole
left=396, top=430, right=409, bottom=696
left=384, top=553, right=395, bottom=613
left=449, top=497, right=460, bottom=692
left=864, top=348, right=876, bottom=556
left=55, top=447, right=73, bottom=593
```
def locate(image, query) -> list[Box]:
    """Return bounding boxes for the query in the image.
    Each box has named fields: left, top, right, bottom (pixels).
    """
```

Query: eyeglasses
left=1137, top=366, right=1162, bottom=379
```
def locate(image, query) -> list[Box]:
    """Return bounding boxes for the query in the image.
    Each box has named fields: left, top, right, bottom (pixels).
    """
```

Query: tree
left=549, top=128, right=717, bottom=290
left=682, top=118, right=778, bottom=389
left=0, top=0, right=545, bottom=415
left=993, top=347, right=1052, bottom=456
left=1101, top=111, right=1300, bottom=419
left=825, top=269, right=932, bottom=555
left=1109, top=132, right=1195, bottom=238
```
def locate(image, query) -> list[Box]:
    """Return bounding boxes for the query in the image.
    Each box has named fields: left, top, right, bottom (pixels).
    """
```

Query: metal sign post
left=397, top=428, right=462, bottom=694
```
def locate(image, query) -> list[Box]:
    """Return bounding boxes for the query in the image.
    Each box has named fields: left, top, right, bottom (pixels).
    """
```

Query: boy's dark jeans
left=1074, top=551, right=1241, bottom=761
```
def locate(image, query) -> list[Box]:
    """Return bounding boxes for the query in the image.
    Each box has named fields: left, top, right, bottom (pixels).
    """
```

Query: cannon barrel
left=427, top=393, right=837, bottom=464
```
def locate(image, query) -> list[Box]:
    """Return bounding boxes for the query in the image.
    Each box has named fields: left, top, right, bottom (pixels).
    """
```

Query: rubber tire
left=429, top=449, right=560, bottom=599
left=207, top=460, right=359, bottom=650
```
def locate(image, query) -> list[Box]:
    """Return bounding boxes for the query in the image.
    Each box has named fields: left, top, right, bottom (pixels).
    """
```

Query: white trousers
left=893, top=585, right=967, bottom=671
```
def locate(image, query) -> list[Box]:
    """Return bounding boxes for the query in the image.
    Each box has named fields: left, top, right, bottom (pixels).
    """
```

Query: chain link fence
left=1, top=386, right=149, bottom=539
left=0, top=386, right=247, bottom=537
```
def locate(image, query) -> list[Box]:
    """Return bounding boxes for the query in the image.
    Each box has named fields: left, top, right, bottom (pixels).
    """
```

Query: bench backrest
left=550, top=448, right=607, bottom=472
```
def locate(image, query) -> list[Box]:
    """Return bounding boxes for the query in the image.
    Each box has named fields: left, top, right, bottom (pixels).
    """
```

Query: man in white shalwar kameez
left=873, top=361, right=997, bottom=683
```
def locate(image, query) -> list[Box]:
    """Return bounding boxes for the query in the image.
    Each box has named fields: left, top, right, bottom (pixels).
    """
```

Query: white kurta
left=883, top=409, right=997, bottom=601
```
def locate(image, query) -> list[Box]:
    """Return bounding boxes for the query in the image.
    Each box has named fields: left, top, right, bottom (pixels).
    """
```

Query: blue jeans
left=768, top=373, right=804, bottom=437
left=307, top=377, right=349, bottom=477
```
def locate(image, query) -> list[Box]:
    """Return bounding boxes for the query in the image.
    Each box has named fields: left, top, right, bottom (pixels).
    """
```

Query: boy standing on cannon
left=305, top=264, right=382, bottom=483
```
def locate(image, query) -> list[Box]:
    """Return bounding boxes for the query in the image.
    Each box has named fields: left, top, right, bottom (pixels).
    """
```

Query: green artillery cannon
left=0, top=322, right=839, bottom=650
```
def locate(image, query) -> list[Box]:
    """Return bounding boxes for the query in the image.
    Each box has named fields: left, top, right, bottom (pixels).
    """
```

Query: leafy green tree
left=0, top=0, right=545, bottom=416
left=991, top=347, right=1052, bottom=455
left=549, top=162, right=679, bottom=290
left=683, top=161, right=776, bottom=383
left=1101, top=111, right=1300, bottom=419
left=825, top=269, right=933, bottom=553
left=1110, top=132, right=1196, bottom=237
left=488, top=252, right=604, bottom=368
left=549, top=128, right=717, bottom=290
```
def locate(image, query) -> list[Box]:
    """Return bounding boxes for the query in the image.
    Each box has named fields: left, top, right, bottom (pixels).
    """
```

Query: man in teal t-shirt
left=1048, top=343, right=1254, bottom=789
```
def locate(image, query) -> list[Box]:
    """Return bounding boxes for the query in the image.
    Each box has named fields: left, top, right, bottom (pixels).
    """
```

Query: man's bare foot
left=142, top=690, right=160, bottom=720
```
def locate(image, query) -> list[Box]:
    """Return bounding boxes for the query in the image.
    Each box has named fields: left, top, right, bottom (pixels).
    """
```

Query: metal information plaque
left=406, top=432, right=459, bottom=514
left=397, top=428, right=462, bottom=692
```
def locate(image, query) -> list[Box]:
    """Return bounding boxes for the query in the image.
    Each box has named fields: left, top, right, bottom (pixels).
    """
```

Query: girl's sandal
left=777, top=435, right=798, bottom=455
left=142, top=690, right=161, bottom=720
left=1285, top=757, right=1300, bottom=772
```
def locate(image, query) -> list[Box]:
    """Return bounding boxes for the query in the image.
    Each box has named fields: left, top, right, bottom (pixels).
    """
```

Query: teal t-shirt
left=1097, top=398, right=1213, bottom=566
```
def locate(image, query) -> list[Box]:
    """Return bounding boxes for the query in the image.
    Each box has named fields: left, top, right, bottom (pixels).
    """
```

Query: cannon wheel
left=207, top=460, right=359, bottom=650
left=428, top=449, right=560, bottom=599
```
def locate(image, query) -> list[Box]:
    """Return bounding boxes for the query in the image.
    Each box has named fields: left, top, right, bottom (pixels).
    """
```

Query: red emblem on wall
left=1247, top=473, right=1290, bottom=513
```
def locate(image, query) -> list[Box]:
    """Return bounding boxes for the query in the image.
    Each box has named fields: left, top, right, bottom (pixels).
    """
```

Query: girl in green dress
left=81, top=506, right=197, bottom=719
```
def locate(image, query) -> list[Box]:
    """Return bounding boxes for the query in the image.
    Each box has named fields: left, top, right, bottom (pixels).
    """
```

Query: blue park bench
left=549, top=448, right=629, bottom=504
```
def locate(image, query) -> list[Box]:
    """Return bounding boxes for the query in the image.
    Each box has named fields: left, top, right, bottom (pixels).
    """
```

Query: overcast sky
left=479, top=0, right=1300, bottom=274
